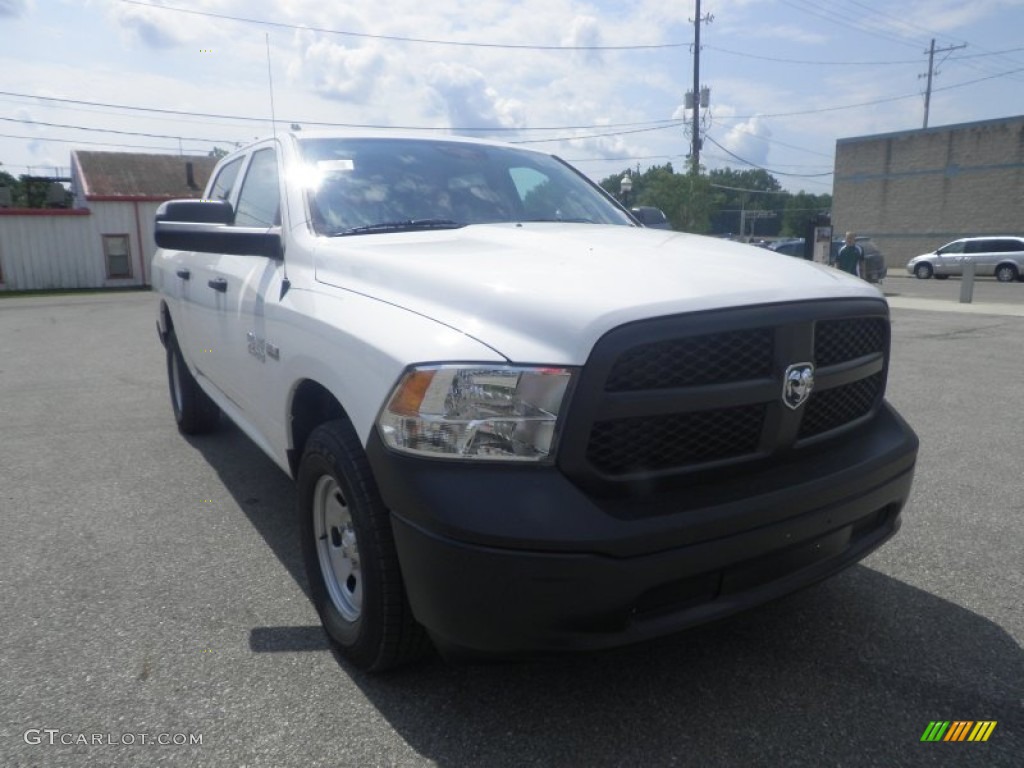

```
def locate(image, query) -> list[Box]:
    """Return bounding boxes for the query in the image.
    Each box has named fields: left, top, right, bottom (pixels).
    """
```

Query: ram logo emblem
left=783, top=363, right=815, bottom=410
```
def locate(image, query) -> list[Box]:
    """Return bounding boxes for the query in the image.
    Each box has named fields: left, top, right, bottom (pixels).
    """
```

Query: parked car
left=769, top=238, right=806, bottom=258
left=830, top=237, right=887, bottom=284
left=152, top=132, right=917, bottom=670
left=630, top=206, right=672, bottom=230
left=906, top=236, right=1024, bottom=282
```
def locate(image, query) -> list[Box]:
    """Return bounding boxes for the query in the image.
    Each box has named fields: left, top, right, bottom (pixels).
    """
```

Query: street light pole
left=620, top=173, right=633, bottom=208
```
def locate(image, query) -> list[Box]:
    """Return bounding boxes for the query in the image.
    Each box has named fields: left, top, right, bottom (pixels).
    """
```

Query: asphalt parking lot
left=1, top=288, right=1021, bottom=768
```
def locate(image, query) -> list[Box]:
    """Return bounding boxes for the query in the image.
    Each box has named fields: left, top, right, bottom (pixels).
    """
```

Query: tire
left=995, top=264, right=1018, bottom=283
left=297, top=419, right=429, bottom=671
left=166, top=330, right=220, bottom=434
left=914, top=263, right=933, bottom=279
left=934, top=274, right=949, bottom=280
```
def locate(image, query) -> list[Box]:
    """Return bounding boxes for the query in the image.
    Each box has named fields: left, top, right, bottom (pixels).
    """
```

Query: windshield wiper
left=329, top=219, right=465, bottom=236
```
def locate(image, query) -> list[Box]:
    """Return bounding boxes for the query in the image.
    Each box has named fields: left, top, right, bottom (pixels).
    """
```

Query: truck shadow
left=184, top=419, right=309, bottom=599
left=342, top=569, right=1021, bottom=766
left=187, top=422, right=1020, bottom=766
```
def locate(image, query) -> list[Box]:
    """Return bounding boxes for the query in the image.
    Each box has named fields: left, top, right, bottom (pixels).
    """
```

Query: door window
left=234, top=149, right=280, bottom=227
left=993, top=239, right=1024, bottom=253
left=207, top=157, right=244, bottom=201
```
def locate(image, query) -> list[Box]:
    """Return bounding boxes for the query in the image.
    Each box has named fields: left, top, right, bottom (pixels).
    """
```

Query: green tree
left=0, top=168, right=26, bottom=207
left=0, top=171, right=60, bottom=208
left=598, top=163, right=713, bottom=233
left=781, top=191, right=832, bottom=237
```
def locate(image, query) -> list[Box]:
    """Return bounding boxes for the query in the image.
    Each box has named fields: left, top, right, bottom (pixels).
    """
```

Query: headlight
left=377, top=365, right=574, bottom=461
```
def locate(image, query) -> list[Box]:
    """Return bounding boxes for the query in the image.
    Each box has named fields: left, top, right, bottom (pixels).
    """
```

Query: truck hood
left=313, top=223, right=884, bottom=364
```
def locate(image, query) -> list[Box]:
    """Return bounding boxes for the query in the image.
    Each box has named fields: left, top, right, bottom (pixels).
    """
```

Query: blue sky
left=2, top=0, right=1023, bottom=193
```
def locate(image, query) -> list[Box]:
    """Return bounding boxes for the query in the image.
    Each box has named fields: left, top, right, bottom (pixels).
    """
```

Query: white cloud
left=111, top=3, right=183, bottom=48
left=722, top=115, right=772, bottom=166
left=427, top=62, right=526, bottom=133
left=562, top=15, right=603, bottom=65
left=0, top=0, right=30, bottom=18
left=288, top=33, right=387, bottom=104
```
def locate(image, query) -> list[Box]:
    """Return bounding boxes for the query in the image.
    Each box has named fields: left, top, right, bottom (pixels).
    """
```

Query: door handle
left=176, top=268, right=191, bottom=280
left=207, top=277, right=228, bottom=293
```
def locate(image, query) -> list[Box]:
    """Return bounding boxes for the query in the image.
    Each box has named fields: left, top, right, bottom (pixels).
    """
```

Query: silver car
left=906, top=236, right=1024, bottom=282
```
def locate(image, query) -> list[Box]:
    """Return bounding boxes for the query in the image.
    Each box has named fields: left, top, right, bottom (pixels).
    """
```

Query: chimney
left=186, top=161, right=198, bottom=191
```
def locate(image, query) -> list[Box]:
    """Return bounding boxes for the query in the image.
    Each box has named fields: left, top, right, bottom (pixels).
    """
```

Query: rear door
left=965, top=239, right=997, bottom=275
left=171, top=154, right=245, bottom=390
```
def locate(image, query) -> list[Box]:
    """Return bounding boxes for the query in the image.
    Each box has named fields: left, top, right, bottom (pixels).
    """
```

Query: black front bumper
left=367, top=403, right=917, bottom=655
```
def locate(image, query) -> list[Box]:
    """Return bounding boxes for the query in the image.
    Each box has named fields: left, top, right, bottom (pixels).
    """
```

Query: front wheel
left=995, top=264, right=1018, bottom=283
left=297, top=419, right=429, bottom=671
left=914, top=263, right=934, bottom=279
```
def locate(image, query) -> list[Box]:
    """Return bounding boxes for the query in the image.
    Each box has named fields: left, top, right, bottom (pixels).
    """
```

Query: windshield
left=296, top=137, right=634, bottom=236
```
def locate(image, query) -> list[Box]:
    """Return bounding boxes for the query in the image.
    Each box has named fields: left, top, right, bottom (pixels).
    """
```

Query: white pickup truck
left=154, top=132, right=918, bottom=670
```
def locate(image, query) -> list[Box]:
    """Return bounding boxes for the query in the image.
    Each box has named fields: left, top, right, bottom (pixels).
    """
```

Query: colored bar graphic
left=921, top=721, right=996, bottom=742
left=968, top=722, right=997, bottom=742
left=944, top=721, right=972, bottom=741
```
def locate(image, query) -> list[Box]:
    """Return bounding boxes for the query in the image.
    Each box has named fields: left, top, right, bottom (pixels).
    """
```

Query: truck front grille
left=587, top=404, right=765, bottom=475
left=606, top=328, right=773, bottom=391
left=799, top=372, right=884, bottom=439
left=814, top=317, right=887, bottom=366
left=557, top=299, right=890, bottom=488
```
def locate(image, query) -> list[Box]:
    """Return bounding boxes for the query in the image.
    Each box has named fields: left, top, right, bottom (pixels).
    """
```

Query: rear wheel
left=297, top=419, right=429, bottom=671
left=166, top=330, right=220, bottom=434
left=995, top=264, right=1018, bottom=283
left=914, top=263, right=934, bottom=279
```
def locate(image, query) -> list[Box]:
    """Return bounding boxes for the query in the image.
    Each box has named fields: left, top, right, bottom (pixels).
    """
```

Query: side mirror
left=156, top=198, right=234, bottom=225
left=155, top=198, right=282, bottom=259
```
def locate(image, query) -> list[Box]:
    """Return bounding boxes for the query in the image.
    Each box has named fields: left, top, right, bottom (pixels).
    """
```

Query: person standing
left=836, top=231, right=864, bottom=278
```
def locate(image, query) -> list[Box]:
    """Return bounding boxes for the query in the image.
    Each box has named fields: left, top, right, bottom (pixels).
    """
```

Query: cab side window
left=207, top=157, right=243, bottom=201
left=234, top=149, right=281, bottom=228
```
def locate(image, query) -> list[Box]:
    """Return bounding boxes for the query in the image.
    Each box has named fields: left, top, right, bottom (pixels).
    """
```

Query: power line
left=704, top=135, right=834, bottom=178
left=3, top=61, right=1022, bottom=158
left=118, top=0, right=685, bottom=51
left=0, top=116, right=229, bottom=144
left=778, top=0, right=924, bottom=51
left=0, top=90, right=682, bottom=134
left=0, top=131, right=209, bottom=153
left=704, top=45, right=922, bottom=66
left=801, top=0, right=1024, bottom=84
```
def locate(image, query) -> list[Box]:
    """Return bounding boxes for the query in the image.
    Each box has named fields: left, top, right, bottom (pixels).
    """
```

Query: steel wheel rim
left=313, top=474, right=363, bottom=622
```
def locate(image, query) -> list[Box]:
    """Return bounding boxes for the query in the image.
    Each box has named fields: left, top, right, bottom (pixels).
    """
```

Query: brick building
left=832, top=115, right=1024, bottom=268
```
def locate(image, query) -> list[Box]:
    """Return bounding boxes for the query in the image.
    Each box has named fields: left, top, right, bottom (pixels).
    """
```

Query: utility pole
left=692, top=0, right=702, bottom=174
left=922, top=38, right=966, bottom=129
left=689, top=2, right=712, bottom=173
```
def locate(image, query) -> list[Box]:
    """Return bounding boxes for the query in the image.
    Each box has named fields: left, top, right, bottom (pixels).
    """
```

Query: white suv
left=153, top=132, right=918, bottom=670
